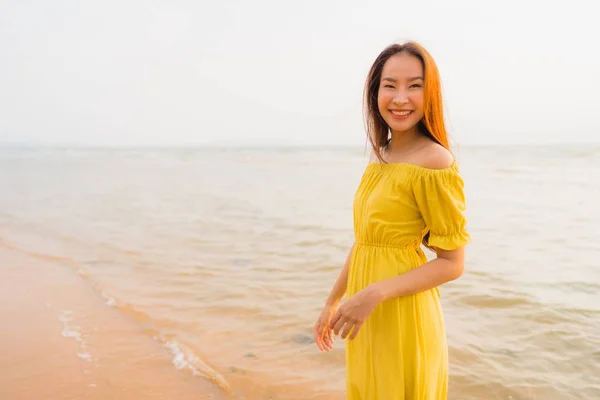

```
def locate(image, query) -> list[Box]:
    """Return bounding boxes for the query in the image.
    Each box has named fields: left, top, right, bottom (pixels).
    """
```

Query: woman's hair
left=364, top=41, right=450, bottom=163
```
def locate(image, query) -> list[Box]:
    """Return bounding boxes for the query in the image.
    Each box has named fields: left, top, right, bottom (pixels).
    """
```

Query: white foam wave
left=100, top=290, right=117, bottom=307
left=164, top=340, right=206, bottom=375
left=59, top=310, right=93, bottom=363
left=158, top=337, right=231, bottom=393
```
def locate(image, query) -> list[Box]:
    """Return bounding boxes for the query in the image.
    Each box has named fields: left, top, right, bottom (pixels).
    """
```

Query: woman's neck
left=387, top=127, right=423, bottom=154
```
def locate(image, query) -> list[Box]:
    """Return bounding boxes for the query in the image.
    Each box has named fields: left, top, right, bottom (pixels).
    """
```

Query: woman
left=313, top=41, right=471, bottom=399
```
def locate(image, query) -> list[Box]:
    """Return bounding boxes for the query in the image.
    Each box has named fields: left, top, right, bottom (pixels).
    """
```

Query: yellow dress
left=345, top=161, right=471, bottom=400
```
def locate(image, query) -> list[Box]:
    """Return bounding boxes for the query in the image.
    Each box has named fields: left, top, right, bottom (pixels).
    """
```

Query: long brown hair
left=364, top=41, right=450, bottom=162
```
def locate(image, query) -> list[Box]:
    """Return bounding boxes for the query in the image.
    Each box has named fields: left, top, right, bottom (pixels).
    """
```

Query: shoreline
left=0, top=245, right=229, bottom=400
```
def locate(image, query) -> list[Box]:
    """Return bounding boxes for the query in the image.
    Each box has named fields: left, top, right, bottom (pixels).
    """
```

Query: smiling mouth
left=391, top=110, right=412, bottom=116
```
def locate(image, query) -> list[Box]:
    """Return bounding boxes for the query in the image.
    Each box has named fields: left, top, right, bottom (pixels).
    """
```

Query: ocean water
left=0, top=144, right=599, bottom=399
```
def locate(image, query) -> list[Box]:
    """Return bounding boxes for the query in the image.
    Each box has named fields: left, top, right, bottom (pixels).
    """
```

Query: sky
left=0, top=0, right=598, bottom=147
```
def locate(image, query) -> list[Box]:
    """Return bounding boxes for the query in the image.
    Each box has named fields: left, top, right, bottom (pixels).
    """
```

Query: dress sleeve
left=413, top=166, right=472, bottom=251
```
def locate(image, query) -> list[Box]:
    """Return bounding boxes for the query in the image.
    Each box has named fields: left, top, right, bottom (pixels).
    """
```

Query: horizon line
left=1, top=141, right=599, bottom=149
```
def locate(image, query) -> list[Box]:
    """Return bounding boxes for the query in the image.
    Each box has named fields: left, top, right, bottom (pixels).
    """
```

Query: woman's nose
left=392, top=90, right=409, bottom=104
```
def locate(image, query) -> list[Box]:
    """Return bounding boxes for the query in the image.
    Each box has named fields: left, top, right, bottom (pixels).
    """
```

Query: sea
left=0, top=144, right=599, bottom=399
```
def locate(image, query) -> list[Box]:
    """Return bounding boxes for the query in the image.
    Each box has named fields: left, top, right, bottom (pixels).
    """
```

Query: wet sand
left=0, top=246, right=229, bottom=400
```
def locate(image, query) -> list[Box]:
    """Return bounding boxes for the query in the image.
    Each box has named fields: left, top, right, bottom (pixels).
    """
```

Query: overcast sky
left=0, top=0, right=598, bottom=147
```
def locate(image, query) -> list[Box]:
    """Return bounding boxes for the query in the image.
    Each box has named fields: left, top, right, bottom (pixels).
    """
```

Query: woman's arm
left=314, top=243, right=355, bottom=351
left=324, top=243, right=355, bottom=307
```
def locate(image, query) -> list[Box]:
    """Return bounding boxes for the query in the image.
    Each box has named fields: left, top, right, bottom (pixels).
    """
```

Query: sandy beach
left=0, top=245, right=227, bottom=400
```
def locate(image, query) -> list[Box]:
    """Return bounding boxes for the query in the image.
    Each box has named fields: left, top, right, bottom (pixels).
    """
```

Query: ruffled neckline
left=366, top=160, right=459, bottom=175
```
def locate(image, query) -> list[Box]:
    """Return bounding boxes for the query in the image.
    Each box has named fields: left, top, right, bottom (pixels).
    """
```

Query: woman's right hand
left=313, top=303, right=337, bottom=351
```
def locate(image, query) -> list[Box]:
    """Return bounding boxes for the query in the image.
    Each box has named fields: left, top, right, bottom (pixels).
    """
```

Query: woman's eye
left=410, top=84, right=422, bottom=88
left=384, top=84, right=395, bottom=89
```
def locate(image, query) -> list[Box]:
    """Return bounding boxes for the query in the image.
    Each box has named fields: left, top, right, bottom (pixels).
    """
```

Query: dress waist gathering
left=355, top=239, right=421, bottom=250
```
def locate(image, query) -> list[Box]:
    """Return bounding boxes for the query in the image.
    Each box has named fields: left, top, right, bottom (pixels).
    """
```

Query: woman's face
left=377, top=52, right=425, bottom=135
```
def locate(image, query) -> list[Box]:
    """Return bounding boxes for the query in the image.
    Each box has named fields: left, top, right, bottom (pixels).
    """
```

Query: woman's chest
left=353, top=170, right=418, bottom=217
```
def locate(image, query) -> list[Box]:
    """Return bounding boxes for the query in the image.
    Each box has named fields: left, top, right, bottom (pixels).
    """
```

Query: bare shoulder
left=418, top=141, right=455, bottom=170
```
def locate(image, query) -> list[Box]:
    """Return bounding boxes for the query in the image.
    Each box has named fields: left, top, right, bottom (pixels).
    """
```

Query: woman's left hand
left=331, top=284, right=382, bottom=340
